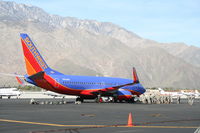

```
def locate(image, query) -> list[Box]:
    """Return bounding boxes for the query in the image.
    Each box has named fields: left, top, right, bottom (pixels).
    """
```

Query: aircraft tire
left=76, top=97, right=84, bottom=103
left=129, top=97, right=135, bottom=103
left=114, top=98, right=118, bottom=103
left=119, top=100, right=123, bottom=103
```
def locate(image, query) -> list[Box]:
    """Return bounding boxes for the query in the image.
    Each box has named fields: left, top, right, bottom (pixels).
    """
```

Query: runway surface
left=0, top=99, right=200, bottom=133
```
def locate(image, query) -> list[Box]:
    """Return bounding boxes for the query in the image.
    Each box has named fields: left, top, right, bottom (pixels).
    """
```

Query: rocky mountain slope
left=0, top=1, right=200, bottom=89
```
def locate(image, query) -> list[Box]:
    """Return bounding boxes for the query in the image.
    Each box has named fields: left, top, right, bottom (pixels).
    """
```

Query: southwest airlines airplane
left=19, top=33, right=145, bottom=103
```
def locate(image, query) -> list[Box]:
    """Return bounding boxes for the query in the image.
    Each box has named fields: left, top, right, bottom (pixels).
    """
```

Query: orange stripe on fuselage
left=42, top=74, right=100, bottom=96
left=44, top=74, right=83, bottom=95
left=29, top=71, right=98, bottom=96
left=24, top=56, right=37, bottom=76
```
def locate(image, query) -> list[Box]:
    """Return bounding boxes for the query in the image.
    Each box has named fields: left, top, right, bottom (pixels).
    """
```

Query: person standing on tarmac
left=188, top=95, right=191, bottom=105
left=191, top=95, right=195, bottom=105
left=147, top=94, right=151, bottom=104
left=170, top=95, right=173, bottom=104
left=156, top=95, right=160, bottom=104
left=168, top=95, right=171, bottom=104
left=177, top=96, right=181, bottom=104
left=164, top=95, right=167, bottom=104
left=143, top=94, right=147, bottom=104
left=188, top=95, right=195, bottom=105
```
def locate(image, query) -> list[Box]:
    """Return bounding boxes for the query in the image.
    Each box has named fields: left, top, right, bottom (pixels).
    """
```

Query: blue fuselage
left=26, top=68, right=146, bottom=98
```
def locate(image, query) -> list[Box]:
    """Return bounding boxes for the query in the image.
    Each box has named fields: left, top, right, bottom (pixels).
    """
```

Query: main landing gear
left=76, top=97, right=84, bottom=103
left=126, top=97, right=135, bottom=103
left=113, top=96, right=135, bottom=103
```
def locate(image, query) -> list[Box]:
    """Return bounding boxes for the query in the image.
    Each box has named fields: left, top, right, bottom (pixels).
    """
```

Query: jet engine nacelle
left=116, top=89, right=134, bottom=102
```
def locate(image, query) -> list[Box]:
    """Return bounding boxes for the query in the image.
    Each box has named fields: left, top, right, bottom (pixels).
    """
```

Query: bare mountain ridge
left=2, top=1, right=199, bottom=68
left=0, top=1, right=200, bottom=89
left=159, top=43, right=200, bottom=67
left=1, top=1, right=200, bottom=62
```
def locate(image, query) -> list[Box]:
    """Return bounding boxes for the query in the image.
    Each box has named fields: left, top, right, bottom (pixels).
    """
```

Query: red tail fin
left=132, top=67, right=139, bottom=83
left=20, top=33, right=49, bottom=76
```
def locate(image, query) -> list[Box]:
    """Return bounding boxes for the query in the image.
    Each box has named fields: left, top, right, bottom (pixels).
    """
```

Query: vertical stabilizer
left=20, top=33, right=49, bottom=76
left=132, top=67, right=139, bottom=83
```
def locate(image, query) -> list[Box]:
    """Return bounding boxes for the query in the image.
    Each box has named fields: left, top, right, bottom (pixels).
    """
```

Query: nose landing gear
left=95, top=94, right=103, bottom=103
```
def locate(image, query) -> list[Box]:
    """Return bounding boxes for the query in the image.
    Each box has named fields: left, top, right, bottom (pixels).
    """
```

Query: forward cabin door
left=55, top=78, right=59, bottom=88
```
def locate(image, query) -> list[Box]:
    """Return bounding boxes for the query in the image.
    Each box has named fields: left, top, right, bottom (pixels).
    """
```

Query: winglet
left=132, top=67, right=139, bottom=83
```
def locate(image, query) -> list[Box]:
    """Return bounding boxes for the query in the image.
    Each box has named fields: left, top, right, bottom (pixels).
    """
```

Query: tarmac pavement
left=0, top=99, right=200, bottom=133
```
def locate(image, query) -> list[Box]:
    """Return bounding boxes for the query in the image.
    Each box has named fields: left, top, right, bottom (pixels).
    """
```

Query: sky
left=4, top=0, right=200, bottom=47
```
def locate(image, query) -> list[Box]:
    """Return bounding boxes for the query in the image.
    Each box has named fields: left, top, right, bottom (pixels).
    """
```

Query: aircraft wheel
left=113, top=98, right=118, bottom=103
left=76, top=97, right=84, bottom=103
left=80, top=98, right=84, bottom=103
left=0, top=96, right=2, bottom=99
left=8, top=96, right=11, bottom=99
left=119, top=100, right=123, bottom=103
left=127, top=98, right=135, bottom=103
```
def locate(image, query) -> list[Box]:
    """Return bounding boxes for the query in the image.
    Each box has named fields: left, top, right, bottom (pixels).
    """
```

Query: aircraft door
left=55, top=78, right=59, bottom=88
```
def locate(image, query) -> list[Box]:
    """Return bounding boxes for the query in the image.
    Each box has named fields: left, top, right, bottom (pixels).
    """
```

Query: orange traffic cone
left=127, top=112, right=133, bottom=127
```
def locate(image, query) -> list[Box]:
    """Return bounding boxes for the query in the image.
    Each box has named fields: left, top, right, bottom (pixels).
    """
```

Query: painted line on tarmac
left=0, top=119, right=94, bottom=127
left=0, top=119, right=198, bottom=129
left=124, top=125, right=198, bottom=129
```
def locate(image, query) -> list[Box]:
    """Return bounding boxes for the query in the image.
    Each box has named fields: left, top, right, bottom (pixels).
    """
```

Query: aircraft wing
left=0, top=73, right=27, bottom=86
left=99, top=82, right=136, bottom=92
left=100, top=67, right=139, bottom=92
left=81, top=82, right=138, bottom=96
left=0, top=73, right=24, bottom=77
left=88, top=67, right=140, bottom=95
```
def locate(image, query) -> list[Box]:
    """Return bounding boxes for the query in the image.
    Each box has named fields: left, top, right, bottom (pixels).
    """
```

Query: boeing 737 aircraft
left=16, top=33, right=146, bottom=103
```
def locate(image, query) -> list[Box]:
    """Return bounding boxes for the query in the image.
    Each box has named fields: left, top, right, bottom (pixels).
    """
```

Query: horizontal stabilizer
left=0, top=73, right=24, bottom=78
left=15, top=76, right=24, bottom=85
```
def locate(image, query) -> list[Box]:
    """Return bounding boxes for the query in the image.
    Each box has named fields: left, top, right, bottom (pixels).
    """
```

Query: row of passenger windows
left=62, top=81, right=118, bottom=86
